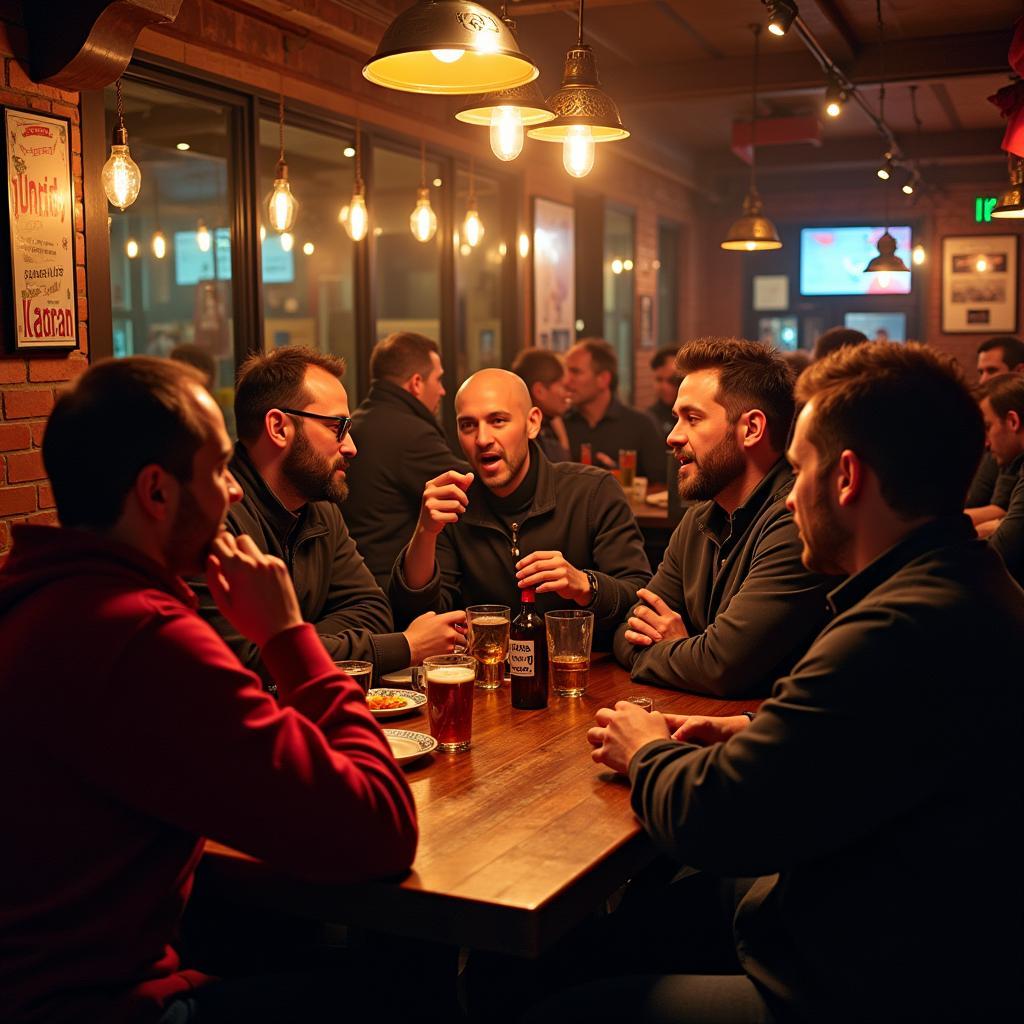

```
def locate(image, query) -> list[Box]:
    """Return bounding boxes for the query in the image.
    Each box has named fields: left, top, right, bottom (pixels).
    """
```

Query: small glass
left=632, top=475, right=648, bottom=503
left=619, top=449, right=637, bottom=491
left=625, top=695, right=654, bottom=713
left=467, top=604, right=510, bottom=690
left=335, top=660, right=373, bottom=691
left=424, top=654, right=476, bottom=753
left=545, top=609, right=594, bottom=697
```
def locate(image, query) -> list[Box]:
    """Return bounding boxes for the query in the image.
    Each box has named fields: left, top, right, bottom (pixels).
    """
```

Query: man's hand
left=663, top=713, right=752, bottom=746
left=588, top=701, right=673, bottom=774
left=975, top=517, right=1003, bottom=539
left=624, top=587, right=688, bottom=646
left=206, top=533, right=304, bottom=648
left=404, top=610, right=468, bottom=663
left=417, top=470, right=474, bottom=536
left=516, top=550, right=590, bottom=603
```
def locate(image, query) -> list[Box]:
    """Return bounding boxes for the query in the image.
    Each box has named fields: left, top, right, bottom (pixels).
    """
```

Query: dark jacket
left=389, top=443, right=651, bottom=645
left=990, top=468, right=1024, bottom=585
left=628, top=516, right=1022, bottom=1022
left=645, top=398, right=675, bottom=439
left=614, top=459, right=830, bottom=696
left=966, top=450, right=1023, bottom=510
left=344, top=379, right=470, bottom=588
left=564, top=397, right=667, bottom=483
left=537, top=419, right=570, bottom=463
left=193, top=443, right=410, bottom=684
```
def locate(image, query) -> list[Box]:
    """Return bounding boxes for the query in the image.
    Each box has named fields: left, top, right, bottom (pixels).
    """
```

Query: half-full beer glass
left=424, top=654, right=476, bottom=753
left=467, top=604, right=510, bottom=690
left=545, top=610, right=594, bottom=697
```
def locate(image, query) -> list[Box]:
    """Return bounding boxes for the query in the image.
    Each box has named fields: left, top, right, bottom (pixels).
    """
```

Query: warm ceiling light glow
left=259, top=224, right=267, bottom=243
left=343, top=146, right=356, bottom=158
left=433, top=177, right=443, bottom=187
left=280, top=230, right=294, bottom=252
left=302, top=241, right=315, bottom=255
left=912, top=242, right=926, bottom=265
left=498, top=241, right=507, bottom=257
left=176, top=142, right=190, bottom=151
left=611, top=258, right=623, bottom=274
left=102, top=79, right=142, bottom=211
left=431, top=49, right=463, bottom=63
left=976, top=255, right=988, bottom=273
left=463, top=203, right=484, bottom=247
left=410, top=187, right=438, bottom=242
left=518, top=231, right=530, bottom=258
left=125, top=238, right=139, bottom=259
left=196, top=219, right=211, bottom=252
left=490, top=105, right=525, bottom=161
left=623, top=258, right=633, bottom=271
left=563, top=124, right=595, bottom=178
left=268, top=176, right=298, bottom=232
left=151, top=229, right=167, bottom=260
left=345, top=192, right=369, bottom=241
left=765, top=0, right=797, bottom=37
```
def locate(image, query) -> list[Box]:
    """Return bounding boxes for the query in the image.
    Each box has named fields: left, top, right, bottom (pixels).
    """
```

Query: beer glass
left=334, top=660, right=373, bottom=691
left=545, top=610, right=594, bottom=697
left=424, top=654, right=476, bottom=753
left=467, top=604, right=510, bottom=690
left=619, top=449, right=637, bottom=490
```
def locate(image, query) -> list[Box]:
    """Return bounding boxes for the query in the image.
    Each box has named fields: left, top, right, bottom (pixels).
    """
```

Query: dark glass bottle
left=510, top=587, right=548, bottom=710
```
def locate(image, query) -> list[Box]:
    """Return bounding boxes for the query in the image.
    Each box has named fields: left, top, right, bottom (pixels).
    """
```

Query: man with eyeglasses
left=193, top=347, right=465, bottom=689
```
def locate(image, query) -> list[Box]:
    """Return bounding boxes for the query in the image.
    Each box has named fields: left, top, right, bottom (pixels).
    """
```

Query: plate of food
left=366, top=688, right=426, bottom=719
left=383, top=729, right=437, bottom=766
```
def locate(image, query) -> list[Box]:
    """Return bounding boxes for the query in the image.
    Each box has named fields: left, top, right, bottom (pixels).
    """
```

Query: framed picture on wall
left=532, top=196, right=575, bottom=351
left=2, top=106, right=79, bottom=351
left=941, top=235, right=1019, bottom=334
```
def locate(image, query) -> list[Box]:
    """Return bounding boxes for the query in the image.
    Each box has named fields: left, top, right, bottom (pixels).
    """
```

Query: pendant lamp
left=101, top=78, right=142, bottom=211
left=721, top=24, right=781, bottom=251
left=410, top=141, right=438, bottom=243
left=343, top=124, right=369, bottom=241
left=267, top=89, right=298, bottom=233
left=463, top=159, right=485, bottom=247
left=363, top=0, right=538, bottom=96
left=992, top=155, right=1024, bottom=219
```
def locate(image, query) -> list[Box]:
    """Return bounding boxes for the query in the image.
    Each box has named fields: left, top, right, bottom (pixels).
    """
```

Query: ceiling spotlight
left=823, top=75, right=846, bottom=118
left=876, top=153, right=893, bottom=181
left=901, top=172, right=918, bottom=196
left=176, top=142, right=191, bottom=151
left=764, top=0, right=797, bottom=37
left=343, top=146, right=355, bottom=158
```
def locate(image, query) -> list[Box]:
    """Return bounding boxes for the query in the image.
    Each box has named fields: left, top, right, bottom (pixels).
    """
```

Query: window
left=604, top=206, right=635, bottom=399
left=657, top=221, right=680, bottom=344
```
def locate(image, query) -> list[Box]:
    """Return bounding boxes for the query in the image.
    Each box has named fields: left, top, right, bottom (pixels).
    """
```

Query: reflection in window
left=604, top=206, right=635, bottom=400
left=258, top=118, right=357, bottom=398
left=657, top=221, right=680, bottom=345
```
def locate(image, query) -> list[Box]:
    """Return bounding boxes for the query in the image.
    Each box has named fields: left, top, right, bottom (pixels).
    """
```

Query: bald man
left=389, top=369, right=650, bottom=645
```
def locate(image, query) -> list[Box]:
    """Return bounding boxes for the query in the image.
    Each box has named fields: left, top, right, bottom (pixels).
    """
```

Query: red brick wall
left=0, top=4, right=89, bottom=559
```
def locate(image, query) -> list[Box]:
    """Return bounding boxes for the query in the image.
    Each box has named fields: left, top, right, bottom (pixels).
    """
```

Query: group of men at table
left=0, top=328, right=1019, bottom=1022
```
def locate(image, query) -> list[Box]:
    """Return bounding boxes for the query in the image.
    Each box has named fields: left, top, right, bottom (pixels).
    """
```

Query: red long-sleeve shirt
left=0, top=526, right=418, bottom=1023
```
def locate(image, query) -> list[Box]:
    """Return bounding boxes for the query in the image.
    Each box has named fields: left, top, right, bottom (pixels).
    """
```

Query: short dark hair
left=981, top=372, right=1024, bottom=421
left=511, top=348, right=564, bottom=392
left=369, top=332, right=438, bottom=384
left=169, top=343, right=216, bottom=387
left=796, top=342, right=984, bottom=519
left=813, top=327, right=868, bottom=362
left=43, top=357, right=209, bottom=529
left=234, top=346, right=346, bottom=444
left=675, top=337, right=795, bottom=452
left=650, top=345, right=680, bottom=372
left=572, top=338, right=618, bottom=393
left=976, top=335, right=1024, bottom=369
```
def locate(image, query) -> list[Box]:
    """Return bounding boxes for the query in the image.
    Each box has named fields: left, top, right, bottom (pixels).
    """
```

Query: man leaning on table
left=0, top=357, right=417, bottom=1024
left=614, top=338, right=830, bottom=697
left=563, top=343, right=1022, bottom=1024
left=389, top=368, right=650, bottom=644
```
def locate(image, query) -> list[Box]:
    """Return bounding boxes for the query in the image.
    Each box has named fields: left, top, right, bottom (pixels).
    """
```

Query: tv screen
left=844, top=312, right=907, bottom=342
left=800, top=226, right=912, bottom=296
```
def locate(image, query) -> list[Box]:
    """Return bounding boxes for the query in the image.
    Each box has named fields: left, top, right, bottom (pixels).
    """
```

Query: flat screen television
left=800, top=226, right=912, bottom=296
left=844, top=312, right=907, bottom=342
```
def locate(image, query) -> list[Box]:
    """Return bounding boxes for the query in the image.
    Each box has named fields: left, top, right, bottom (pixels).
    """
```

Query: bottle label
left=509, top=639, right=535, bottom=675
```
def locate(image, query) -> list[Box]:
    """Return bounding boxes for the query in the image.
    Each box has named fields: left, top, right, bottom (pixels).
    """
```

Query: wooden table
left=202, top=655, right=758, bottom=958
left=628, top=492, right=670, bottom=530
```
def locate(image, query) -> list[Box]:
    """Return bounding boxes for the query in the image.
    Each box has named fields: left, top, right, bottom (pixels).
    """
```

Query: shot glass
left=625, top=695, right=654, bottom=713
left=467, top=604, right=510, bottom=690
left=545, top=609, right=594, bottom=697
left=423, top=654, right=476, bottom=753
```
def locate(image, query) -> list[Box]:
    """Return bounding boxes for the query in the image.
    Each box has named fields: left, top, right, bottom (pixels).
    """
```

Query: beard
left=477, top=445, right=528, bottom=494
left=797, top=478, right=851, bottom=576
left=676, top=432, right=746, bottom=502
left=283, top=426, right=348, bottom=504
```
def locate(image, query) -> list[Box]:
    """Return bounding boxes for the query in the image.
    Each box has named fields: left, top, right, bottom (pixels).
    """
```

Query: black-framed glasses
left=278, top=408, right=353, bottom=442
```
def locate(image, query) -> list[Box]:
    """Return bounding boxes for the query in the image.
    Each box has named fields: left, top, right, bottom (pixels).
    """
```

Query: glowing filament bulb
left=344, top=191, right=368, bottom=242
left=151, top=230, right=167, bottom=260
left=280, top=230, right=294, bottom=252
left=432, top=49, right=463, bottom=63
left=463, top=201, right=484, bottom=248
left=825, top=100, right=842, bottom=118
left=490, top=106, right=524, bottom=162
left=410, top=188, right=438, bottom=243
left=268, top=176, right=298, bottom=232
left=518, top=231, right=530, bottom=258
left=196, top=219, right=211, bottom=252
left=563, top=125, right=595, bottom=179
left=101, top=144, right=142, bottom=211
left=125, top=238, right=139, bottom=259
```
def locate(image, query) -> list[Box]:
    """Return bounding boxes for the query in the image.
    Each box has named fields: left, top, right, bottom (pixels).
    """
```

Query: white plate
left=384, top=729, right=437, bottom=766
left=366, top=688, right=426, bottom=719
left=380, top=667, right=414, bottom=685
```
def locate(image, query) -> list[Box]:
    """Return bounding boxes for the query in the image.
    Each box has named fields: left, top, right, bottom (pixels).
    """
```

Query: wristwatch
left=583, top=569, right=599, bottom=607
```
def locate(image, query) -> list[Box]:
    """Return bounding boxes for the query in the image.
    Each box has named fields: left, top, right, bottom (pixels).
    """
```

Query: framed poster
left=532, top=197, right=574, bottom=352
left=2, top=107, right=78, bottom=350
left=941, top=235, right=1019, bottom=334
left=639, top=293, right=654, bottom=348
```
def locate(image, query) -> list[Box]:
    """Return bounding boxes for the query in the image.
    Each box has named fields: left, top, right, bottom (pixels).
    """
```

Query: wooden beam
left=804, top=0, right=860, bottom=62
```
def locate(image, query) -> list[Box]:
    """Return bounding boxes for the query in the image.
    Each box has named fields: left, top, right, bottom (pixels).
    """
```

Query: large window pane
left=604, top=206, right=635, bottom=399
left=454, top=166, right=504, bottom=382
left=258, top=118, right=357, bottom=396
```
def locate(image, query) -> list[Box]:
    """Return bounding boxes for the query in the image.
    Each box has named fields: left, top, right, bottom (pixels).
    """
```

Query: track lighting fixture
left=763, top=0, right=797, bottom=38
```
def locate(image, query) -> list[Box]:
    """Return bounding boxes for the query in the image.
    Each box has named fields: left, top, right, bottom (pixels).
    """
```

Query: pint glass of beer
left=467, top=604, right=510, bottom=690
left=618, top=449, right=637, bottom=490
left=424, top=654, right=476, bottom=753
left=334, top=660, right=373, bottom=691
left=545, top=610, right=594, bottom=697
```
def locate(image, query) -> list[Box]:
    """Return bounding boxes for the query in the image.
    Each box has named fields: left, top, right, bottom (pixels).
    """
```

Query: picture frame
left=2, top=106, right=79, bottom=351
left=941, top=234, right=1019, bottom=334
left=532, top=196, right=574, bottom=351
left=639, top=293, right=654, bottom=348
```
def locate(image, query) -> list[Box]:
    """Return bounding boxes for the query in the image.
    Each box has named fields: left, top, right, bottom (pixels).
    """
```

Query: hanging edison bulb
left=102, top=79, right=142, bottom=211
left=410, top=187, right=438, bottom=243
left=463, top=199, right=484, bottom=247
left=151, top=229, right=167, bottom=260
left=490, top=106, right=525, bottom=161
left=125, top=238, right=139, bottom=259
left=267, top=91, right=298, bottom=232
left=343, top=126, right=369, bottom=242
left=196, top=219, right=211, bottom=252
left=563, top=124, right=595, bottom=178
left=280, top=230, right=295, bottom=253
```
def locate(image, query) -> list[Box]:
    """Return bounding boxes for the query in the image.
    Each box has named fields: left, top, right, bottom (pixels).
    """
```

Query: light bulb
left=343, top=146, right=355, bottom=158
left=912, top=243, right=926, bottom=265
left=268, top=175, right=298, bottom=232
left=825, top=100, right=842, bottom=118
left=463, top=202, right=485, bottom=247
left=125, top=238, right=139, bottom=259
left=563, top=125, right=595, bottom=178
left=490, top=106, right=524, bottom=162
left=302, top=241, right=315, bottom=255
left=745, top=242, right=757, bottom=252
left=432, top=49, right=463, bottom=63
left=611, top=259, right=623, bottom=274
left=345, top=192, right=368, bottom=241
left=877, top=166, right=890, bottom=181
left=101, top=144, right=142, bottom=211
left=518, top=231, right=530, bottom=258
left=976, top=256, right=988, bottom=273
left=623, top=259, right=633, bottom=271
left=196, top=219, right=211, bottom=252
left=151, top=230, right=167, bottom=260
left=410, top=188, right=437, bottom=243
left=902, top=181, right=915, bottom=195
left=259, top=224, right=267, bottom=242
left=498, top=241, right=507, bottom=257
left=280, top=230, right=294, bottom=252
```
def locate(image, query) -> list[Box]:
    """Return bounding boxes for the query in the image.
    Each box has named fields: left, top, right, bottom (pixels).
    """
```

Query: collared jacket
left=614, top=459, right=830, bottom=697
left=389, top=443, right=651, bottom=645
left=344, top=379, right=470, bottom=588
left=564, top=397, right=668, bottom=483
left=193, top=443, right=410, bottom=684
left=628, top=516, right=1022, bottom=1022
left=966, top=449, right=1023, bottom=509
left=990, top=467, right=1024, bottom=585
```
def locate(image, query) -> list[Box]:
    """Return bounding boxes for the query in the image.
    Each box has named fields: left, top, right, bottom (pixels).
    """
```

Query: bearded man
left=194, top=347, right=465, bottom=688
left=613, top=337, right=830, bottom=696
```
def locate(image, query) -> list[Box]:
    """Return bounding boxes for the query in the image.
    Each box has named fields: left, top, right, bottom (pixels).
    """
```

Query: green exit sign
left=976, top=197, right=999, bottom=222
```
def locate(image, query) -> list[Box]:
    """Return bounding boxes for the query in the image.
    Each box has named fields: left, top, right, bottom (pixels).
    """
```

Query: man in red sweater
left=0, top=357, right=418, bottom=1023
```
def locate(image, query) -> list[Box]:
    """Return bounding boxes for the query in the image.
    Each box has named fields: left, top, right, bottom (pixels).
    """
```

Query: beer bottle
left=510, top=587, right=548, bottom=710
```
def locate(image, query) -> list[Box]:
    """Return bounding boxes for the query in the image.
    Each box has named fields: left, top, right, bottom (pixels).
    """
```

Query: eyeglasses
left=278, top=408, right=353, bottom=442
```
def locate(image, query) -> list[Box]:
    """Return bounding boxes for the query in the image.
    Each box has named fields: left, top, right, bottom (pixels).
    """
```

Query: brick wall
left=0, top=3, right=89, bottom=559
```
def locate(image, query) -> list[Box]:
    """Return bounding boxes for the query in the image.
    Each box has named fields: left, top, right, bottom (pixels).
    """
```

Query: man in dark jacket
left=511, top=346, right=571, bottom=463
left=614, top=338, right=829, bottom=697
left=645, top=345, right=680, bottom=438
left=579, top=343, right=1020, bottom=1024
left=970, top=372, right=1024, bottom=537
left=344, top=332, right=470, bottom=588
left=194, top=347, right=464, bottom=687
left=390, top=369, right=650, bottom=645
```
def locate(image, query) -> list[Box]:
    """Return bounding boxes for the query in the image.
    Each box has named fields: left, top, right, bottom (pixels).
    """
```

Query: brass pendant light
left=992, top=155, right=1024, bottom=219
left=721, top=24, right=782, bottom=252
left=363, top=0, right=538, bottom=96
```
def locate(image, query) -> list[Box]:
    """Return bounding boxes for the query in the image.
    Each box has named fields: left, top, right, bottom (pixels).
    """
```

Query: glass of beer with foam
left=423, top=654, right=476, bottom=752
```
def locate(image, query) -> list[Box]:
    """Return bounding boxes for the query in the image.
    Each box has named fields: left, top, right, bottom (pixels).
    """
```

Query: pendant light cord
left=278, top=90, right=286, bottom=165
left=115, top=78, right=125, bottom=130
left=577, top=0, right=584, bottom=46
left=876, top=0, right=890, bottom=230
left=420, top=140, right=427, bottom=189
left=355, top=121, right=363, bottom=189
left=750, top=23, right=760, bottom=194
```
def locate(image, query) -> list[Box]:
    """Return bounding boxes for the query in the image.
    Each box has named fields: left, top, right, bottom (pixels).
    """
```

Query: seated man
left=511, top=347, right=571, bottom=463
left=194, top=346, right=464, bottom=686
left=0, top=358, right=417, bottom=1023
left=344, top=332, right=470, bottom=588
left=973, top=374, right=1024, bottom=541
left=579, top=343, right=1020, bottom=1024
left=645, top=345, right=681, bottom=438
left=614, top=338, right=829, bottom=697
left=389, top=369, right=650, bottom=644
left=989, top=468, right=1024, bottom=586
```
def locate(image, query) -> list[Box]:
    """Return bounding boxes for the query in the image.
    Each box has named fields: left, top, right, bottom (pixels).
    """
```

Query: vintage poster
left=3, top=107, right=77, bottom=350
left=941, top=235, right=1019, bottom=334
left=532, top=197, right=574, bottom=352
